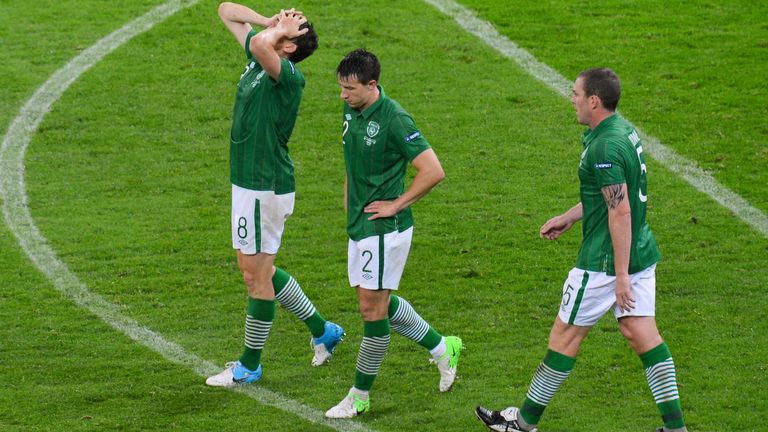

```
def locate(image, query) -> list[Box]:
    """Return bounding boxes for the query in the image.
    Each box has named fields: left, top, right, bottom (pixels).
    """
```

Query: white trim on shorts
left=231, top=184, right=295, bottom=255
left=557, top=264, right=657, bottom=327
left=348, top=227, right=413, bottom=290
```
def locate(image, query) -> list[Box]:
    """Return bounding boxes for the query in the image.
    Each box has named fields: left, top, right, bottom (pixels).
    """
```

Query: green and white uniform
left=229, top=30, right=304, bottom=254
left=559, top=114, right=662, bottom=326
left=576, top=113, right=660, bottom=275
left=342, top=86, right=430, bottom=289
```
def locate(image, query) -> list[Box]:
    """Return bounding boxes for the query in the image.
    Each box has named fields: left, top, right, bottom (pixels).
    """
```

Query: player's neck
left=359, top=88, right=381, bottom=113
left=589, top=110, right=615, bottom=130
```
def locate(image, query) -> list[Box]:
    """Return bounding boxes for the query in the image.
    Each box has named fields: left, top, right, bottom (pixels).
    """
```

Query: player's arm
left=602, top=183, right=634, bottom=312
left=365, top=149, right=445, bottom=220
left=540, top=202, right=583, bottom=240
left=218, top=2, right=277, bottom=49
left=249, top=9, right=307, bottom=80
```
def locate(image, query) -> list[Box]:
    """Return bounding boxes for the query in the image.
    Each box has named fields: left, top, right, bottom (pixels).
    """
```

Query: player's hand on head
left=276, top=8, right=308, bottom=37
left=265, top=13, right=279, bottom=28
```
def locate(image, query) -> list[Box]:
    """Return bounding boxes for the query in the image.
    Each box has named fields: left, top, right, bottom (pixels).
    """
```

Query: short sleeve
left=271, top=58, right=303, bottom=88
left=389, top=113, right=431, bottom=162
left=244, top=30, right=257, bottom=60
left=590, top=139, right=626, bottom=187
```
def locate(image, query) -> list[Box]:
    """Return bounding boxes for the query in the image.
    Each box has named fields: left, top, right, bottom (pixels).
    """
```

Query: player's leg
left=207, top=186, right=277, bottom=387
left=476, top=318, right=587, bottom=432
left=272, top=266, right=345, bottom=366
left=477, top=268, right=615, bottom=431
left=388, top=295, right=462, bottom=391
left=326, top=288, right=389, bottom=418
left=252, top=190, right=345, bottom=365
left=617, top=266, right=686, bottom=432
left=206, top=251, right=276, bottom=387
left=327, top=233, right=401, bottom=418
left=377, top=228, right=462, bottom=391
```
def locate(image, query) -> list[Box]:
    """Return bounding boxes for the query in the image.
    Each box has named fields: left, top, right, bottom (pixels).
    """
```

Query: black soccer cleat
left=475, top=406, right=537, bottom=432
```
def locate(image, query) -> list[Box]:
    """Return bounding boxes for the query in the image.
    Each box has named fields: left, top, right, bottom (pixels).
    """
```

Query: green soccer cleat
left=433, top=335, right=462, bottom=392
left=325, top=388, right=370, bottom=418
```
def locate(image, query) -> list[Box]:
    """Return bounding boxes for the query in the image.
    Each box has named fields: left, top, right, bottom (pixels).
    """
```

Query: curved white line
left=423, top=0, right=768, bottom=238
left=0, top=2, right=371, bottom=431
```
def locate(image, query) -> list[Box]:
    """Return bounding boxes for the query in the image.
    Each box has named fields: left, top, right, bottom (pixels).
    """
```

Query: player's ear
left=283, top=41, right=298, bottom=55
left=367, top=80, right=378, bottom=90
left=589, top=94, right=600, bottom=109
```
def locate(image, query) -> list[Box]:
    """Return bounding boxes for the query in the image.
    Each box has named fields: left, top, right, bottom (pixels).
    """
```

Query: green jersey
left=229, top=30, right=304, bottom=193
left=576, top=113, right=661, bottom=275
left=342, top=86, right=431, bottom=241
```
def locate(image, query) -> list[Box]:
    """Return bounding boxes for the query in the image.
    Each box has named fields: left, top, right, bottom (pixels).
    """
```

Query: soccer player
left=206, top=3, right=344, bottom=388
left=325, top=49, right=463, bottom=419
left=476, top=68, right=687, bottom=432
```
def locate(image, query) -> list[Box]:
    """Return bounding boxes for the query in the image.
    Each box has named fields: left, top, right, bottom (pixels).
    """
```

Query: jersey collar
left=358, top=85, right=386, bottom=119
left=583, top=112, right=619, bottom=143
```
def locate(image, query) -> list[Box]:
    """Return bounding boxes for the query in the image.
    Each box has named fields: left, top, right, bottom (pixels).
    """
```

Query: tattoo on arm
left=601, top=184, right=626, bottom=210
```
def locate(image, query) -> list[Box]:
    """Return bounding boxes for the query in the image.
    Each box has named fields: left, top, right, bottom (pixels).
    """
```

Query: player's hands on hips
left=540, top=215, right=574, bottom=240
left=276, top=8, right=307, bottom=38
left=615, top=274, right=635, bottom=313
left=365, top=201, right=399, bottom=220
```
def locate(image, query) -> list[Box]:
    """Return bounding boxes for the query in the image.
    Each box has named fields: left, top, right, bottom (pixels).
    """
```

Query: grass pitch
left=1, top=0, right=766, bottom=431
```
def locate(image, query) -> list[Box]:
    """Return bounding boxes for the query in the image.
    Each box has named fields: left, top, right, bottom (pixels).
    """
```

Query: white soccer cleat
left=324, top=388, right=370, bottom=418
left=432, top=336, right=462, bottom=392
left=205, top=361, right=262, bottom=387
left=310, top=321, right=345, bottom=367
left=311, top=343, right=332, bottom=367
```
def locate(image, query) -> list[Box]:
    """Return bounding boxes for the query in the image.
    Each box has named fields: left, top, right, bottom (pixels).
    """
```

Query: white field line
left=423, top=0, right=768, bottom=238
left=0, top=2, right=372, bottom=431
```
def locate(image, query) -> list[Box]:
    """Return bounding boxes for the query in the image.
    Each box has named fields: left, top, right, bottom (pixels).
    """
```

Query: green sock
left=239, top=297, right=275, bottom=371
left=273, top=268, right=326, bottom=337
left=388, top=295, right=442, bottom=350
left=520, top=349, right=576, bottom=426
left=641, top=342, right=685, bottom=429
left=354, top=319, right=391, bottom=391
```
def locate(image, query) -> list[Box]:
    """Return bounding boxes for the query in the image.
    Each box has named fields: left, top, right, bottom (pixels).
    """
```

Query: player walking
left=476, top=68, right=687, bottom=432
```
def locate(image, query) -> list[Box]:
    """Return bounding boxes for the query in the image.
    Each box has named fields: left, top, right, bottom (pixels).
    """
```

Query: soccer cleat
left=475, top=406, right=538, bottom=432
left=325, top=388, right=370, bottom=418
left=310, top=321, right=345, bottom=366
left=205, top=361, right=262, bottom=387
left=432, top=335, right=462, bottom=392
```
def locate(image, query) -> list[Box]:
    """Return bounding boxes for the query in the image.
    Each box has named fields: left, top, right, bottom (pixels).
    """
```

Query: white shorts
left=231, top=184, right=295, bottom=255
left=558, top=264, right=657, bottom=327
left=348, top=227, right=413, bottom=290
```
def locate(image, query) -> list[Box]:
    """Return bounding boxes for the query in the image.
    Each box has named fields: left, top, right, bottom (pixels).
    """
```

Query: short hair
left=288, top=22, right=317, bottom=63
left=336, top=49, right=380, bottom=85
left=578, top=68, right=621, bottom=111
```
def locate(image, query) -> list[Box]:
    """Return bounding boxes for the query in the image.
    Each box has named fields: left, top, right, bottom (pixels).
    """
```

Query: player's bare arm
left=218, top=2, right=278, bottom=48
left=250, top=9, right=307, bottom=80
left=602, top=182, right=634, bottom=312
left=365, top=149, right=445, bottom=220
left=601, top=183, right=626, bottom=210
left=540, top=202, right=583, bottom=240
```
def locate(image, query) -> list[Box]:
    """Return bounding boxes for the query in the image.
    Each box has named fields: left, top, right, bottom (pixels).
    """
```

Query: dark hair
left=578, top=68, right=621, bottom=111
left=336, top=49, right=380, bottom=84
left=288, top=22, right=317, bottom=63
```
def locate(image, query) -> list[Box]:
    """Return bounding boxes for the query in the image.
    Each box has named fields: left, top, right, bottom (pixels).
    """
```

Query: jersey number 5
left=630, top=130, right=648, bottom=203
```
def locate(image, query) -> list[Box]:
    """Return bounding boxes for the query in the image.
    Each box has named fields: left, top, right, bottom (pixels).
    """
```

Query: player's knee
left=358, top=301, right=387, bottom=321
left=618, top=322, right=635, bottom=341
